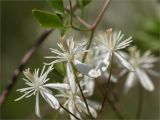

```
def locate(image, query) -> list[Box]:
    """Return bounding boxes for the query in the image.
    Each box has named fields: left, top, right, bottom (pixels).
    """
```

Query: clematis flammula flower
left=123, top=46, right=159, bottom=92
left=96, top=28, right=135, bottom=72
left=56, top=80, right=98, bottom=120
left=46, top=37, right=94, bottom=93
left=15, top=65, right=70, bottom=118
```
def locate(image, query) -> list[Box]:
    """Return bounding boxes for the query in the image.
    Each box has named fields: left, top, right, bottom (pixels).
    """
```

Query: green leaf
left=32, top=9, right=64, bottom=28
left=82, top=0, right=92, bottom=6
left=47, top=0, right=64, bottom=15
left=78, top=0, right=91, bottom=8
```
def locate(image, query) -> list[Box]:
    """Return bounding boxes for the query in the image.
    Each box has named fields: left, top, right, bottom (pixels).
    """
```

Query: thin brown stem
left=99, top=57, right=113, bottom=114
left=71, top=62, right=93, bottom=119
left=68, top=0, right=91, bottom=31
left=60, top=104, right=81, bottom=120
left=91, top=0, right=110, bottom=29
left=65, top=7, right=91, bottom=28
left=136, top=84, right=143, bottom=119
left=82, top=0, right=110, bottom=62
left=97, top=81, right=124, bottom=119
left=73, top=15, right=91, bottom=28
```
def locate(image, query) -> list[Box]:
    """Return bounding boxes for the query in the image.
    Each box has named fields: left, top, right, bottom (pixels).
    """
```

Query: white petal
left=40, top=91, right=60, bottom=109
left=77, top=100, right=97, bottom=118
left=88, top=106, right=97, bottom=118
left=74, top=60, right=95, bottom=77
left=35, top=92, right=41, bottom=118
left=84, top=77, right=95, bottom=96
left=68, top=101, right=76, bottom=120
left=136, top=69, right=154, bottom=91
left=96, top=62, right=108, bottom=73
left=103, top=52, right=111, bottom=66
left=124, top=72, right=135, bottom=93
left=147, top=69, right=160, bottom=77
left=44, top=83, right=70, bottom=90
left=67, top=62, right=76, bottom=93
left=114, top=52, right=135, bottom=71
left=15, top=89, right=34, bottom=101
left=118, top=69, right=127, bottom=77
left=88, top=69, right=101, bottom=78
left=87, top=100, right=101, bottom=110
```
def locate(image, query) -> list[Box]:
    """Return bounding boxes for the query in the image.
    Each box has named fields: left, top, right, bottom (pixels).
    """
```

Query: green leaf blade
left=47, top=0, right=64, bottom=15
left=32, top=9, right=64, bottom=28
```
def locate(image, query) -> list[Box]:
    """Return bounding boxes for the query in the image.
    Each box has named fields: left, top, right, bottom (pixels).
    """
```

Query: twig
left=60, top=104, right=81, bottom=120
left=136, top=84, right=143, bottom=119
left=96, top=79, right=124, bottom=119
left=64, top=7, right=91, bottom=29
left=71, top=62, right=93, bottom=119
left=68, top=0, right=91, bottom=31
left=0, top=29, right=53, bottom=106
left=91, top=0, right=110, bottom=29
left=99, top=56, right=113, bottom=114
left=82, top=0, right=110, bottom=62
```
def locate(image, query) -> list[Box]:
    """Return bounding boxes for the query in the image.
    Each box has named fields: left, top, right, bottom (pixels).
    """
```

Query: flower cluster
left=15, top=28, right=158, bottom=119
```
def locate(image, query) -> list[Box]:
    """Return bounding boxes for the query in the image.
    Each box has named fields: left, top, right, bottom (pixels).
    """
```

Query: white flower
left=96, top=28, right=134, bottom=72
left=46, top=37, right=95, bottom=92
left=15, top=65, right=70, bottom=118
left=56, top=87, right=98, bottom=120
left=83, top=76, right=95, bottom=96
left=124, top=46, right=159, bottom=92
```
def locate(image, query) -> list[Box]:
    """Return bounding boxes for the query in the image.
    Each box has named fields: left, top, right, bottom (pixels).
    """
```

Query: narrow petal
left=74, top=60, right=97, bottom=77
left=124, top=72, right=135, bottom=93
left=44, top=83, right=70, bottom=90
left=147, top=69, right=160, bottom=77
left=40, top=91, right=60, bottom=109
left=35, top=92, right=41, bottom=118
left=114, top=52, right=135, bottom=71
left=136, top=69, right=154, bottom=91
left=84, top=77, right=95, bottom=96
left=68, top=101, right=77, bottom=120
left=103, top=52, right=111, bottom=66
left=77, top=99, right=97, bottom=118
left=67, top=62, right=76, bottom=93
left=15, top=89, right=34, bottom=101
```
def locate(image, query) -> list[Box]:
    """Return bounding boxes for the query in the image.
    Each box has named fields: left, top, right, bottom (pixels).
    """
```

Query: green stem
left=71, top=62, right=93, bottom=119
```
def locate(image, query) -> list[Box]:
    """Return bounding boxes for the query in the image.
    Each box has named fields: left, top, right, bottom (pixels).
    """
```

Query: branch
left=0, top=29, right=53, bottom=106
left=71, top=62, right=93, bottom=119
left=82, top=0, right=110, bottom=62
left=91, top=0, right=110, bottom=29
left=99, top=55, right=113, bottom=114
left=68, top=0, right=91, bottom=31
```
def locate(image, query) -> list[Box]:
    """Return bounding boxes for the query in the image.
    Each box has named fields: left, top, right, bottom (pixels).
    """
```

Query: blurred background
left=1, top=0, right=160, bottom=119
